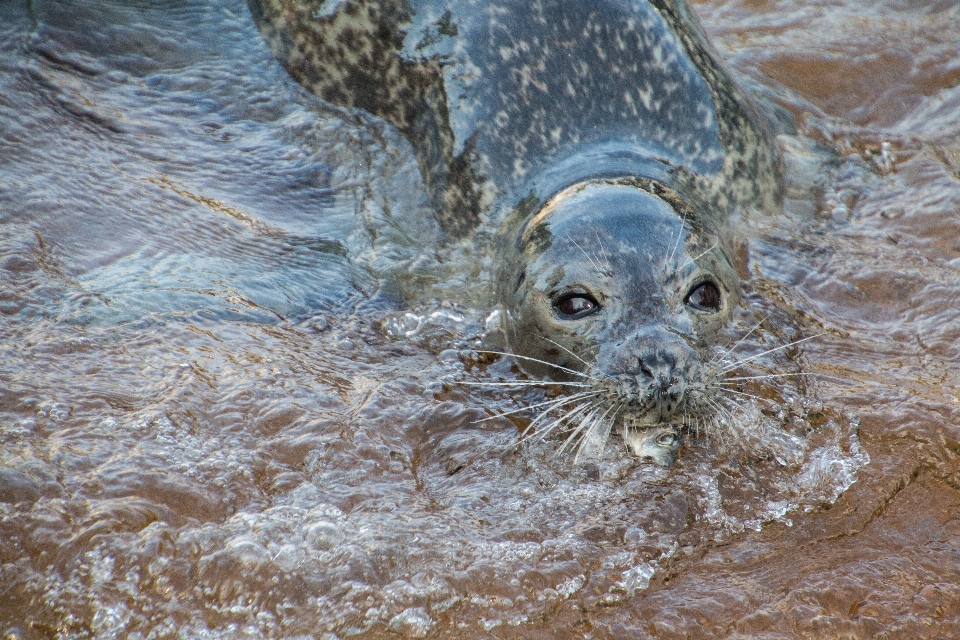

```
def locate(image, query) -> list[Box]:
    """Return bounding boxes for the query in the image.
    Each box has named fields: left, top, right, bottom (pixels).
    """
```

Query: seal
left=497, top=179, right=740, bottom=465
left=248, top=0, right=783, bottom=464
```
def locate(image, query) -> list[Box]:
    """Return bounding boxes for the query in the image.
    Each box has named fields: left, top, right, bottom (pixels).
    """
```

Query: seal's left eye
left=554, top=293, right=599, bottom=319
left=685, top=281, right=721, bottom=312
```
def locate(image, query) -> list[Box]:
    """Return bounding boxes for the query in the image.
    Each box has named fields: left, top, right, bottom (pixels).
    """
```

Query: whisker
left=718, top=334, right=824, bottom=373
left=475, top=350, right=597, bottom=381
left=595, top=231, right=613, bottom=274
left=722, top=372, right=815, bottom=382
left=665, top=208, right=689, bottom=270
left=536, top=336, right=607, bottom=379
left=706, top=414, right=726, bottom=447
left=610, top=402, right=624, bottom=426
left=574, top=404, right=618, bottom=463
left=718, top=387, right=766, bottom=402
left=538, top=403, right=605, bottom=435
left=557, top=404, right=605, bottom=455
left=458, top=380, right=590, bottom=388
left=700, top=403, right=722, bottom=443
left=710, top=314, right=770, bottom=365
left=677, top=240, right=718, bottom=271
left=706, top=396, right=741, bottom=424
left=570, top=238, right=605, bottom=277
left=516, top=411, right=556, bottom=443
left=471, top=391, right=600, bottom=423
left=521, top=400, right=596, bottom=444
left=487, top=395, right=603, bottom=457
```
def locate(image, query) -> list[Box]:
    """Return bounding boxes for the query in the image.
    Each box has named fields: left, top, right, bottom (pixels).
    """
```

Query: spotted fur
left=249, top=0, right=783, bottom=239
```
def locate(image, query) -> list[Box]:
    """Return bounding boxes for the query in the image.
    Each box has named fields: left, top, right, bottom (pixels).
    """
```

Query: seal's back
left=249, top=0, right=782, bottom=238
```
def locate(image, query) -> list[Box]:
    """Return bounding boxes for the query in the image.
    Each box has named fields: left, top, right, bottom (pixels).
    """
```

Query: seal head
left=499, top=182, right=740, bottom=463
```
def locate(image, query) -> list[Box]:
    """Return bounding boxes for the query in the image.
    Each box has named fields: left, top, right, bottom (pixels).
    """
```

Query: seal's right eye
left=685, top=281, right=722, bottom=312
left=554, top=293, right=599, bottom=319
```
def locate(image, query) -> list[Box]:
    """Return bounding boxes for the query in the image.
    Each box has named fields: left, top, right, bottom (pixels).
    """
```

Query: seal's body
left=249, top=0, right=781, bottom=237
left=250, top=0, right=783, bottom=464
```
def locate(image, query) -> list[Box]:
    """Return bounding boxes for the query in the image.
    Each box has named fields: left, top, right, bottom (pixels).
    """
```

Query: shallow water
left=2, top=0, right=960, bottom=638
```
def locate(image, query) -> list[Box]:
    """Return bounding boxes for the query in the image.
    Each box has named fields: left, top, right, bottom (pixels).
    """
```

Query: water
left=2, top=0, right=960, bottom=637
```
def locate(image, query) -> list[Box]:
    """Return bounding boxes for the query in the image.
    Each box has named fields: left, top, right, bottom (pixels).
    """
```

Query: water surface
left=2, top=0, right=960, bottom=637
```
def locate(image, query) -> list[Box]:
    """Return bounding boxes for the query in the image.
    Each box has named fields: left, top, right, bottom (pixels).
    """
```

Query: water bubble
left=305, top=520, right=343, bottom=551
left=623, top=527, right=647, bottom=545
left=401, top=313, right=421, bottom=332
left=555, top=574, right=585, bottom=598
left=795, top=433, right=869, bottom=506
left=387, top=607, right=434, bottom=638
left=224, top=537, right=272, bottom=568
left=39, top=402, right=72, bottom=422
left=617, top=562, right=656, bottom=595
left=430, top=596, right=459, bottom=614
left=272, top=543, right=301, bottom=571
left=480, top=618, right=503, bottom=631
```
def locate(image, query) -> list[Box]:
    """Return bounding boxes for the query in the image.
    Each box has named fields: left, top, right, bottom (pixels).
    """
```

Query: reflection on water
left=2, top=0, right=960, bottom=637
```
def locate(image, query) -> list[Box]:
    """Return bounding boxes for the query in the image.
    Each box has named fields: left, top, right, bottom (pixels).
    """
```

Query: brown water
left=2, top=0, right=960, bottom=638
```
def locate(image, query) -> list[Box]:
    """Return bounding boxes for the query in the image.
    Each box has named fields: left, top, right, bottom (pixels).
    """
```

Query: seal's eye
left=554, top=293, right=599, bottom=319
left=685, top=281, right=721, bottom=312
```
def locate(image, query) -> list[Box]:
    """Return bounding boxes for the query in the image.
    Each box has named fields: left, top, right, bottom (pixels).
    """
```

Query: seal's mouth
left=622, top=414, right=680, bottom=430
left=601, top=366, right=711, bottom=427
